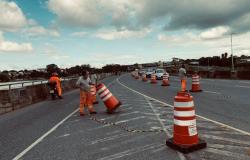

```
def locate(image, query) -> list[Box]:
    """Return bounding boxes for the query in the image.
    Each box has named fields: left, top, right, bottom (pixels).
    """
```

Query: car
left=138, top=69, right=146, bottom=76
left=145, top=68, right=155, bottom=78
left=155, top=69, right=165, bottom=80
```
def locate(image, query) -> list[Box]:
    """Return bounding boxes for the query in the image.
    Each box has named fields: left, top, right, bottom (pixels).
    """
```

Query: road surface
left=0, top=74, right=250, bottom=160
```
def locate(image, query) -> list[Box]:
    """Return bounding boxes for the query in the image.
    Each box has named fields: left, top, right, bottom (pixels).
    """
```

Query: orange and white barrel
left=166, top=91, right=206, bottom=153
left=190, top=74, right=202, bottom=92
left=161, top=73, right=170, bottom=86
left=90, top=85, right=98, bottom=104
left=173, top=92, right=198, bottom=145
left=96, top=83, right=121, bottom=113
left=151, top=73, right=157, bottom=84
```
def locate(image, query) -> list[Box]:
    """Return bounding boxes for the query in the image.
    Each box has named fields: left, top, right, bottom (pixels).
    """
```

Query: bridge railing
left=0, top=77, right=78, bottom=91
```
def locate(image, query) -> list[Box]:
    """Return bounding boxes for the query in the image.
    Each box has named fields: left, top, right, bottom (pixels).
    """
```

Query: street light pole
left=231, top=33, right=234, bottom=72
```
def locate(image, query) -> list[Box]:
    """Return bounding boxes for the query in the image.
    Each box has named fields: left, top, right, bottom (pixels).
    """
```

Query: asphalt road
left=1, top=74, right=250, bottom=160
left=122, top=74, right=250, bottom=133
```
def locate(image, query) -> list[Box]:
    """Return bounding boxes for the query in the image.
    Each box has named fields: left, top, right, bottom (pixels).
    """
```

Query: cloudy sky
left=0, top=0, right=250, bottom=70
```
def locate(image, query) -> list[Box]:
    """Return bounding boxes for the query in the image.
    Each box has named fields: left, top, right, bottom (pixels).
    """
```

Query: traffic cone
left=90, top=85, right=98, bottom=104
left=151, top=73, right=157, bottom=84
left=161, top=73, right=170, bottom=86
left=96, top=83, right=121, bottom=114
left=166, top=91, right=206, bottom=153
left=142, top=74, right=147, bottom=82
left=190, top=74, right=202, bottom=92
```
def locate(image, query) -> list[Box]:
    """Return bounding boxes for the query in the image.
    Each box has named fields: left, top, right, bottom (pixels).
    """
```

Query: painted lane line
left=239, top=81, right=250, bottom=84
left=145, top=94, right=186, bottom=160
left=235, top=85, right=250, bottom=89
left=13, top=77, right=118, bottom=160
left=203, top=90, right=221, bottom=94
left=12, top=108, right=78, bottom=160
left=117, top=78, right=250, bottom=136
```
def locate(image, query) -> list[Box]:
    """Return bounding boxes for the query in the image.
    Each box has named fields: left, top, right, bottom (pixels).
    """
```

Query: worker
left=76, top=70, right=97, bottom=116
left=90, top=72, right=99, bottom=104
left=179, top=64, right=187, bottom=92
left=49, top=72, right=63, bottom=99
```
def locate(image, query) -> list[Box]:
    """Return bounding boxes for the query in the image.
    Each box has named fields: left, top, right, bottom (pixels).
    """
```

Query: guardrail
left=0, top=78, right=77, bottom=91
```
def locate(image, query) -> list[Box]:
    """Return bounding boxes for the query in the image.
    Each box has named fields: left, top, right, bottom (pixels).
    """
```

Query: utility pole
left=231, top=33, right=234, bottom=72
left=207, top=57, right=209, bottom=70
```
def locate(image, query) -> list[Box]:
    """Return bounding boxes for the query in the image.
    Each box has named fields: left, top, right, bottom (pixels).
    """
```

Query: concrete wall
left=0, top=73, right=114, bottom=115
left=0, top=79, right=78, bottom=114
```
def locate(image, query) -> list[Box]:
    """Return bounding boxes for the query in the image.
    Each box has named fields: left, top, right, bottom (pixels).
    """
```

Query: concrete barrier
left=0, top=78, right=78, bottom=115
left=0, top=73, right=114, bottom=115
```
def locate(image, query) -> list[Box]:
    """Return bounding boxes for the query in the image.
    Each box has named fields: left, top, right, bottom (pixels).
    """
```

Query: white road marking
left=145, top=95, right=186, bottom=160
left=202, top=134, right=250, bottom=146
left=117, top=78, right=250, bottom=137
left=89, top=133, right=130, bottom=145
left=116, top=116, right=145, bottom=124
left=239, top=81, right=250, bottom=84
left=205, top=148, right=249, bottom=160
left=100, top=111, right=140, bottom=120
left=12, top=108, right=78, bottom=160
left=235, top=85, right=250, bottom=89
left=13, top=77, right=118, bottom=160
left=203, top=90, right=221, bottom=94
left=97, top=143, right=164, bottom=160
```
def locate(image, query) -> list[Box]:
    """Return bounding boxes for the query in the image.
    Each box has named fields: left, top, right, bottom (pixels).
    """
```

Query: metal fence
left=0, top=77, right=78, bottom=91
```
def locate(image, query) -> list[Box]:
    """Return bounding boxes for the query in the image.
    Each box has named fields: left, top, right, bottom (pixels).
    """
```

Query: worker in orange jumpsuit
left=76, top=70, right=97, bottom=116
left=49, top=72, right=63, bottom=99
left=179, top=64, right=187, bottom=92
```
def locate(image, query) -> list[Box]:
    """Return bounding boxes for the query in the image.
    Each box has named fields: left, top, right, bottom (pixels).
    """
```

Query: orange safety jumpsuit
left=179, top=68, right=187, bottom=92
left=49, top=76, right=62, bottom=96
left=76, top=76, right=95, bottom=114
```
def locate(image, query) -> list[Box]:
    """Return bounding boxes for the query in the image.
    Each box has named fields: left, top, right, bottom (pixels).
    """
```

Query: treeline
left=0, top=64, right=129, bottom=82
left=184, top=53, right=250, bottom=67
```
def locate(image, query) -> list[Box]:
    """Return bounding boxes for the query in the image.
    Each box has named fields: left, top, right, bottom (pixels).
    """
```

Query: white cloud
left=70, top=32, right=87, bottom=37
left=95, top=28, right=150, bottom=40
left=199, top=26, right=230, bottom=40
left=48, top=0, right=103, bottom=27
left=42, top=44, right=69, bottom=60
left=0, top=0, right=27, bottom=32
left=0, top=32, right=33, bottom=53
left=47, top=0, right=138, bottom=29
left=24, top=26, right=60, bottom=37
left=158, top=32, right=200, bottom=43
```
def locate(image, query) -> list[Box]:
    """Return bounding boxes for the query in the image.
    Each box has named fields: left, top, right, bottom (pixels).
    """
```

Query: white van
left=155, top=69, right=165, bottom=80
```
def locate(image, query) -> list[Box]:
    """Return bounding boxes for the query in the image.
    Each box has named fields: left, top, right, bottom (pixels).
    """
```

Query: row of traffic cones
left=138, top=72, right=202, bottom=92
left=132, top=72, right=206, bottom=153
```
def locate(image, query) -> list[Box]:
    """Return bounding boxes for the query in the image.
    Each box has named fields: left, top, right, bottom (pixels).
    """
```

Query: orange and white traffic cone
left=96, top=83, right=121, bottom=114
left=166, top=91, right=206, bottom=153
left=150, top=73, right=157, bottom=84
left=161, top=73, right=170, bottom=86
left=190, top=74, right=202, bottom=92
left=142, top=74, right=147, bottom=82
left=90, top=85, right=98, bottom=104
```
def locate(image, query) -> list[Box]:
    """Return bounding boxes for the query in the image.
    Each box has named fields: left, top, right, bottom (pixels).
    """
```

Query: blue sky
left=0, top=0, right=250, bottom=70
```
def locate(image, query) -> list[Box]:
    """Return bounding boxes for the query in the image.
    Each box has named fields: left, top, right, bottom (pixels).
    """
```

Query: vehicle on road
left=138, top=69, right=146, bottom=76
left=155, top=68, right=165, bottom=80
left=145, top=68, right=155, bottom=78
